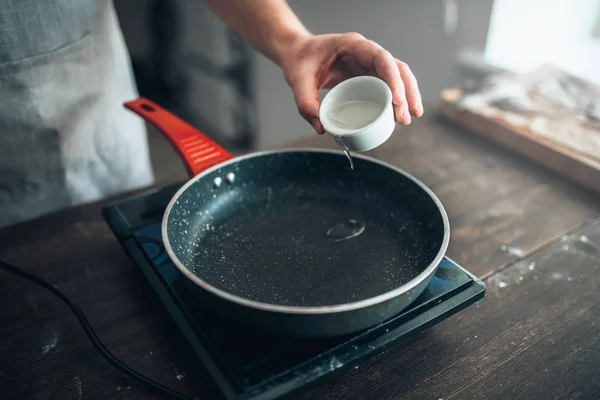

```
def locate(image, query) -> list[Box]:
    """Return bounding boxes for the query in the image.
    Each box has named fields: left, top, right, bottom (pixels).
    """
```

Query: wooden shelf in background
left=439, top=87, right=600, bottom=197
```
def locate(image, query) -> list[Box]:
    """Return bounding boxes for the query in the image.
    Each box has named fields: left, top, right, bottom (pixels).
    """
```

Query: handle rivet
left=225, top=172, right=236, bottom=184
left=213, top=177, right=223, bottom=188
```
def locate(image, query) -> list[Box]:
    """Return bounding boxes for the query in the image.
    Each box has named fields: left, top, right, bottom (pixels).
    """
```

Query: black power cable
left=0, top=260, right=194, bottom=400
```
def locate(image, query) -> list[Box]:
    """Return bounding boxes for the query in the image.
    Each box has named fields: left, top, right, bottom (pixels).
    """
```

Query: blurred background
left=112, top=0, right=600, bottom=183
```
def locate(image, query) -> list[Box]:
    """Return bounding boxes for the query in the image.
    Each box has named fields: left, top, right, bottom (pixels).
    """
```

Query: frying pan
left=124, top=97, right=449, bottom=337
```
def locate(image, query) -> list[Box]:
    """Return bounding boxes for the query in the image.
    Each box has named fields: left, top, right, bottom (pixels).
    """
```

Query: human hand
left=278, top=32, right=423, bottom=135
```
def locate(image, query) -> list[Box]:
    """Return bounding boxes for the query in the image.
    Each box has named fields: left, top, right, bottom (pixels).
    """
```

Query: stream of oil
left=325, top=140, right=366, bottom=242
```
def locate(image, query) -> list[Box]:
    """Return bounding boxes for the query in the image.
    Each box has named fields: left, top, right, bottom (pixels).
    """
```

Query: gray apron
left=0, top=0, right=154, bottom=229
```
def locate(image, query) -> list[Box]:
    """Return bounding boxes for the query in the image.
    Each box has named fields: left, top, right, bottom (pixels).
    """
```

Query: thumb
left=290, top=74, right=325, bottom=135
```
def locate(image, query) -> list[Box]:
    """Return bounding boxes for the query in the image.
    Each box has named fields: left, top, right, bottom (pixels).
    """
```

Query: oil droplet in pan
left=325, top=219, right=366, bottom=242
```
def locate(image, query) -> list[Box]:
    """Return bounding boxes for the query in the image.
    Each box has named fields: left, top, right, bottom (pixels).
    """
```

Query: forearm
left=204, top=0, right=311, bottom=65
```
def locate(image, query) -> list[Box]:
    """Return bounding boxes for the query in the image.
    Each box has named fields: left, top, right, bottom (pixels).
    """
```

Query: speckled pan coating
left=163, top=149, right=449, bottom=336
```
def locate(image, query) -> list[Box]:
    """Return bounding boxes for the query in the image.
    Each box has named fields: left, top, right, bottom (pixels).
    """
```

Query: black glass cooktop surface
left=102, top=183, right=485, bottom=400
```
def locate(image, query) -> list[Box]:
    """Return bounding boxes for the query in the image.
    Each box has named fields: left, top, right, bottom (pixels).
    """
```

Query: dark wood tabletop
left=1, top=114, right=600, bottom=400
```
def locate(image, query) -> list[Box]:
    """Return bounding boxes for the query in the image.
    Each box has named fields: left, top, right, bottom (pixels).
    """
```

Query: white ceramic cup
left=319, top=76, right=395, bottom=152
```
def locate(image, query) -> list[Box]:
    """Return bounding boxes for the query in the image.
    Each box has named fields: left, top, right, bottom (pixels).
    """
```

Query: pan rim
left=162, top=148, right=450, bottom=314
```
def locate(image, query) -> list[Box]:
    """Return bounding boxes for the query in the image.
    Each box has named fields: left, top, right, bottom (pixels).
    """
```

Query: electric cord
left=0, top=260, right=193, bottom=400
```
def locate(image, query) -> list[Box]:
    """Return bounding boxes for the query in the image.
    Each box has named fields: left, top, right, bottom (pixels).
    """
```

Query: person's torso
left=0, top=0, right=154, bottom=229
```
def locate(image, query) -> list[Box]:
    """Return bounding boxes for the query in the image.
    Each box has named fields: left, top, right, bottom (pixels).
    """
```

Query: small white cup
left=319, top=76, right=395, bottom=152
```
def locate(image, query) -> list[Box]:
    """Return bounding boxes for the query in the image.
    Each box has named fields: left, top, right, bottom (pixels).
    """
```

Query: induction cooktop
left=102, top=182, right=485, bottom=400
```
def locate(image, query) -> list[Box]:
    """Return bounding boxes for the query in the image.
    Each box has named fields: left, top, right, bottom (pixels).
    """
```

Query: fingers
left=288, top=71, right=325, bottom=135
left=373, top=48, right=410, bottom=125
left=341, top=37, right=410, bottom=125
left=396, top=59, right=423, bottom=117
left=286, top=32, right=423, bottom=135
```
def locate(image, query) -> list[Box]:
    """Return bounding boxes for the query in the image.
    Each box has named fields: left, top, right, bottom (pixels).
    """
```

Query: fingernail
left=418, top=103, right=424, bottom=116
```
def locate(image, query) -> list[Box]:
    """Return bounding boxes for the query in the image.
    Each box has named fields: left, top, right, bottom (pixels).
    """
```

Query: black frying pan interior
left=166, top=150, right=446, bottom=308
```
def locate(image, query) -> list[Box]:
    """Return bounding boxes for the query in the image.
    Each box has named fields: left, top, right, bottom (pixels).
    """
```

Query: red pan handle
left=124, top=97, right=233, bottom=177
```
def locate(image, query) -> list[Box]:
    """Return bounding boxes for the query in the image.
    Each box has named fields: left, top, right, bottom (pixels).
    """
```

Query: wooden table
left=2, top=115, right=600, bottom=399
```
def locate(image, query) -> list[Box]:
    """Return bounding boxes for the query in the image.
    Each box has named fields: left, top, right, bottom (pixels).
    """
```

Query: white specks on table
left=580, top=235, right=589, bottom=243
left=545, top=271, right=573, bottom=284
left=41, top=335, right=58, bottom=355
left=478, top=204, right=524, bottom=219
left=40, top=324, right=60, bottom=355
left=551, top=272, right=563, bottom=281
left=73, top=376, right=83, bottom=400
left=500, top=245, right=525, bottom=257
left=176, top=373, right=186, bottom=380
left=488, top=258, right=541, bottom=295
